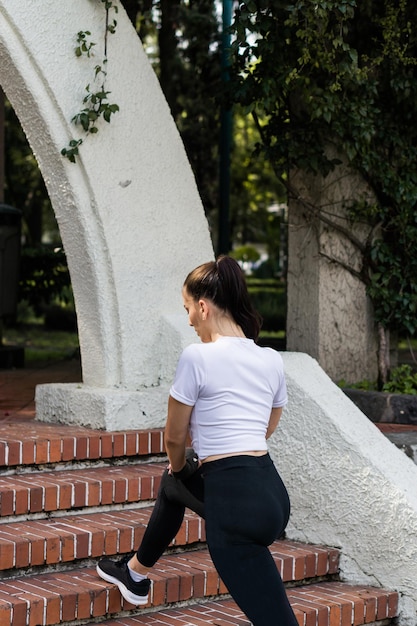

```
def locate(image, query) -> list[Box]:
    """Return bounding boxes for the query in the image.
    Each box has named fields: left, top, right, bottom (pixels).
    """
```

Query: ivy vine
left=61, top=0, right=120, bottom=163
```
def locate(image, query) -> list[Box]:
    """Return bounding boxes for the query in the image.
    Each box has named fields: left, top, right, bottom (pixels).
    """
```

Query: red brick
left=10, top=600, right=27, bottom=626
left=91, top=587, right=107, bottom=616
left=192, top=570, right=206, bottom=599
left=15, top=539, right=30, bottom=568
left=47, top=438, right=62, bottom=464
left=107, top=585, right=122, bottom=614
left=20, top=592, right=43, bottom=626
left=113, top=433, right=125, bottom=457
left=205, top=568, right=219, bottom=596
left=61, top=592, right=77, bottom=622
left=188, top=517, right=202, bottom=545
left=74, top=436, right=88, bottom=460
left=148, top=574, right=166, bottom=606
left=44, top=484, right=58, bottom=512
left=29, top=486, right=43, bottom=513
left=364, top=593, right=377, bottom=623
left=73, top=480, right=87, bottom=507
left=87, top=435, right=100, bottom=460
left=139, top=476, right=152, bottom=500
left=114, top=477, right=128, bottom=503
left=90, top=529, right=105, bottom=557
left=35, top=439, right=49, bottom=464
left=30, top=536, right=46, bottom=566
left=178, top=572, right=193, bottom=601
left=388, top=592, right=399, bottom=618
left=127, top=475, right=140, bottom=501
left=118, top=526, right=134, bottom=553
left=76, top=592, right=92, bottom=619
left=103, top=528, right=118, bottom=555
left=0, top=540, right=14, bottom=570
left=45, top=536, right=60, bottom=564
left=0, top=600, right=12, bottom=626
left=62, top=437, right=75, bottom=461
left=60, top=534, right=75, bottom=562
left=100, top=434, right=114, bottom=458
left=166, top=575, right=180, bottom=603
left=0, top=490, right=14, bottom=516
left=316, top=548, right=330, bottom=576
left=45, top=594, right=61, bottom=626
left=151, top=430, right=163, bottom=453
left=22, top=440, right=36, bottom=465
left=100, top=478, right=114, bottom=505
left=86, top=480, right=101, bottom=506
left=125, top=432, right=138, bottom=456
left=7, top=441, right=21, bottom=466
left=328, top=548, right=340, bottom=574
left=14, top=488, right=29, bottom=516
left=0, top=442, right=7, bottom=467
left=138, top=431, right=151, bottom=455
left=58, top=482, right=72, bottom=510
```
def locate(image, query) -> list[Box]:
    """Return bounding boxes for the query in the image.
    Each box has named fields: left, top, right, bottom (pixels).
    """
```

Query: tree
left=229, top=0, right=417, bottom=384
left=125, top=1, right=224, bottom=235
left=230, top=108, right=286, bottom=277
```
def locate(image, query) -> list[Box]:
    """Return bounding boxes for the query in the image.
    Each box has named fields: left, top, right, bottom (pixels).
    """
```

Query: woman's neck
left=211, top=318, right=245, bottom=341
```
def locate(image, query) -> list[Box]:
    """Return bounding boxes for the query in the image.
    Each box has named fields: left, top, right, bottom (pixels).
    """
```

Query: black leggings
left=137, top=453, right=298, bottom=626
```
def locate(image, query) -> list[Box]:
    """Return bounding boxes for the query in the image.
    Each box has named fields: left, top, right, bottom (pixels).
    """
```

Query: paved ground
left=0, top=357, right=82, bottom=421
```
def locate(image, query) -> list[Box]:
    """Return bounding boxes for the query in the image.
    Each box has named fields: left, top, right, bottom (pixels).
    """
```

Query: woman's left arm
left=164, top=395, right=194, bottom=472
left=266, top=407, right=283, bottom=439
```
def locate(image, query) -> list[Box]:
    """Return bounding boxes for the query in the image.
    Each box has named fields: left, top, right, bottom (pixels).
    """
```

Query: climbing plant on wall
left=61, top=0, right=120, bottom=162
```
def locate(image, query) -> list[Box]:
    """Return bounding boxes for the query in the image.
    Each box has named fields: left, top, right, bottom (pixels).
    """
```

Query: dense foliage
left=229, top=0, right=417, bottom=369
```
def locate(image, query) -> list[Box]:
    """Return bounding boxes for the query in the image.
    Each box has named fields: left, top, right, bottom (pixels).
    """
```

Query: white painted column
left=286, top=162, right=378, bottom=384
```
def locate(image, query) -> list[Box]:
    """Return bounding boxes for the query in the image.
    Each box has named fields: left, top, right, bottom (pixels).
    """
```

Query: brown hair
left=183, top=255, right=262, bottom=341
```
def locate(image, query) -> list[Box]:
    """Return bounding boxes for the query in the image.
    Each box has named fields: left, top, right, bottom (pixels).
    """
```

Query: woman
left=97, top=256, right=298, bottom=626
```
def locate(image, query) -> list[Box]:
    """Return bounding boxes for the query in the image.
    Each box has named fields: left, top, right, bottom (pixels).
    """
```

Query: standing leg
left=203, top=456, right=298, bottom=626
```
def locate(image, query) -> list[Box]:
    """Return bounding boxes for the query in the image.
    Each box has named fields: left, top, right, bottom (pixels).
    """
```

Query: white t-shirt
left=169, top=336, right=287, bottom=460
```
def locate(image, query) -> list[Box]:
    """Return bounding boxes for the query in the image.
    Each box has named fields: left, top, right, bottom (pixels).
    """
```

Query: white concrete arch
left=0, top=0, right=213, bottom=428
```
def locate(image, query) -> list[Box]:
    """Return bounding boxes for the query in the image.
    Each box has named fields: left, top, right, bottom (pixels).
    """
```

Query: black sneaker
left=96, top=554, right=151, bottom=605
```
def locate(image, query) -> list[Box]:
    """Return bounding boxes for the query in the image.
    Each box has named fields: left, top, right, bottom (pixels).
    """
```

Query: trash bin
left=0, top=204, right=24, bottom=368
left=0, top=204, right=22, bottom=319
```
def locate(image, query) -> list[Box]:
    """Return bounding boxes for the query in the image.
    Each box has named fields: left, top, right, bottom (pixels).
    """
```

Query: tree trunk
left=122, top=0, right=153, bottom=29
left=377, top=322, right=390, bottom=388
left=159, top=0, right=181, bottom=117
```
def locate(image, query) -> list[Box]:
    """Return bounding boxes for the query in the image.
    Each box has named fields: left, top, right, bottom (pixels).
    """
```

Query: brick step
left=0, top=462, right=166, bottom=519
left=81, top=586, right=398, bottom=626
left=0, top=540, right=344, bottom=626
left=0, top=507, right=204, bottom=573
left=0, top=556, right=397, bottom=626
left=0, top=425, right=400, bottom=625
left=0, top=423, right=165, bottom=470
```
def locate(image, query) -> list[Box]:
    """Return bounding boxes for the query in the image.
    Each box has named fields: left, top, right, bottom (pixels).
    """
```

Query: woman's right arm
left=266, top=407, right=283, bottom=439
left=164, top=395, right=194, bottom=473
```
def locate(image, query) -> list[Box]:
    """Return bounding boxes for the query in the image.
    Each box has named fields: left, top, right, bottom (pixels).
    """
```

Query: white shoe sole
left=96, top=564, right=149, bottom=605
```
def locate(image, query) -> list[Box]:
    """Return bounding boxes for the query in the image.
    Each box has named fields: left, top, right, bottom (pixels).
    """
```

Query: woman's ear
left=198, top=298, right=208, bottom=320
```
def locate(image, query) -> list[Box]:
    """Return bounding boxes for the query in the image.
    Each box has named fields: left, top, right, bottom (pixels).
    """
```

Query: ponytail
left=183, top=255, right=262, bottom=341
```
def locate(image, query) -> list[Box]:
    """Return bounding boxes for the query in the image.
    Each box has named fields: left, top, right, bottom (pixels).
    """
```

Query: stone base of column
left=35, top=383, right=169, bottom=431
